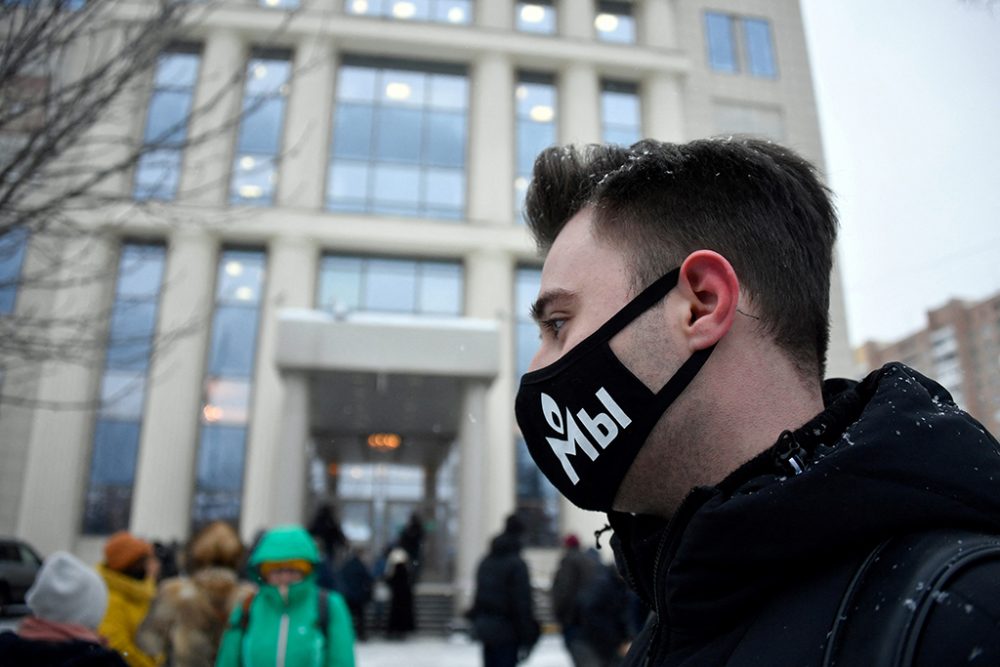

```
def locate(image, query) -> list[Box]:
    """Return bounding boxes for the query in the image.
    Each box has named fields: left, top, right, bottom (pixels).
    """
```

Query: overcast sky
left=799, top=0, right=1000, bottom=346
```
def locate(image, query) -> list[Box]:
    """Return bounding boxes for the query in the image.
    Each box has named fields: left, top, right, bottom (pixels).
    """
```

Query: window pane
left=372, top=164, right=421, bottom=206
left=231, top=154, right=277, bottom=205
left=595, top=2, right=635, bottom=44
left=425, top=111, right=466, bottom=167
left=380, top=69, right=427, bottom=106
left=196, top=425, right=247, bottom=491
left=134, top=149, right=182, bottom=201
left=434, top=0, right=471, bottom=23
left=376, top=107, right=424, bottom=163
left=318, top=256, right=363, bottom=312
left=419, top=262, right=462, bottom=314
left=88, top=420, right=141, bottom=487
left=338, top=66, right=379, bottom=101
left=245, top=59, right=291, bottom=97
left=99, top=372, right=147, bottom=420
left=155, top=52, right=200, bottom=88
left=328, top=160, right=371, bottom=205
left=238, top=98, right=287, bottom=155
left=203, top=378, right=251, bottom=425
left=106, top=302, right=157, bottom=370
left=116, top=245, right=166, bottom=298
left=143, top=90, right=194, bottom=145
left=429, top=73, right=468, bottom=110
left=517, top=121, right=555, bottom=174
left=517, top=81, right=557, bottom=116
left=0, top=228, right=28, bottom=315
left=209, top=306, right=260, bottom=377
left=333, top=104, right=375, bottom=159
left=424, top=168, right=464, bottom=208
left=517, top=1, right=555, bottom=34
left=706, top=12, right=738, bottom=73
left=743, top=18, right=777, bottom=78
left=217, top=251, right=265, bottom=304
left=601, top=89, right=640, bottom=126
left=365, top=259, right=417, bottom=311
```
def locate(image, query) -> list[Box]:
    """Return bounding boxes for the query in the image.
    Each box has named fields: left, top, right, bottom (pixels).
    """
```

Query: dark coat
left=387, top=560, right=415, bottom=634
left=0, top=631, right=128, bottom=667
left=612, top=363, right=1000, bottom=666
left=470, top=532, right=539, bottom=648
left=550, top=547, right=599, bottom=628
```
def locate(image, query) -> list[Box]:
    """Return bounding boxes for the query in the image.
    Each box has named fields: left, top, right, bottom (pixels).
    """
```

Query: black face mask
left=514, top=268, right=715, bottom=512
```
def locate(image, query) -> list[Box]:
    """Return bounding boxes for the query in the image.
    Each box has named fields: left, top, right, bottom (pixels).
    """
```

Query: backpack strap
left=823, top=529, right=1000, bottom=667
left=317, top=589, right=330, bottom=640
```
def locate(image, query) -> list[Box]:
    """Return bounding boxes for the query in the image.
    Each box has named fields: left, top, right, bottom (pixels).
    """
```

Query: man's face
left=528, top=208, right=634, bottom=373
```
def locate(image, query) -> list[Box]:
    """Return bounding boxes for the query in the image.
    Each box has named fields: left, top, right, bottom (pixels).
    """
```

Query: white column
left=477, top=0, right=512, bottom=31
left=559, top=63, right=601, bottom=145
left=457, top=381, right=489, bottom=609
left=269, top=373, right=310, bottom=524
left=181, top=29, right=245, bottom=207
left=559, top=0, right=594, bottom=40
left=240, top=237, right=317, bottom=539
left=278, top=36, right=335, bottom=210
left=638, top=0, right=678, bottom=49
left=468, top=52, right=514, bottom=225
left=130, top=231, right=217, bottom=541
left=643, top=72, right=685, bottom=141
left=464, top=251, right=515, bottom=555
left=16, top=236, right=117, bottom=555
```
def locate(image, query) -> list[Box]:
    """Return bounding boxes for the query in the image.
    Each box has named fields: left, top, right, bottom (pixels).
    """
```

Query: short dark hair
left=524, top=138, right=838, bottom=378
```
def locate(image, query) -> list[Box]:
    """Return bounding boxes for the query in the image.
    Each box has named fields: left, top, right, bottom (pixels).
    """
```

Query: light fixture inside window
left=253, top=65, right=268, bottom=80
left=447, top=6, right=465, bottom=22
left=240, top=156, right=256, bottom=170
left=594, top=12, right=619, bottom=32
left=225, top=261, right=244, bottom=277
left=368, top=432, right=402, bottom=450
left=515, top=85, right=529, bottom=100
left=385, top=82, right=412, bottom=100
left=520, top=4, right=545, bottom=23
left=238, top=184, right=263, bottom=199
left=202, top=404, right=223, bottom=422
left=235, top=286, right=255, bottom=301
left=351, top=0, right=368, bottom=12
left=392, top=1, right=416, bottom=18
left=514, top=176, right=529, bottom=190
left=264, top=0, right=280, bottom=7
left=529, top=105, right=554, bottom=122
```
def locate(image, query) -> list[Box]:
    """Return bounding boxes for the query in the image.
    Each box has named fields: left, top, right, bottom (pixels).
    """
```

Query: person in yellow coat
left=98, top=531, right=162, bottom=667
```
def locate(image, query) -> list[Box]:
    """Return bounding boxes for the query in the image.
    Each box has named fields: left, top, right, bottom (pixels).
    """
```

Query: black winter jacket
left=0, top=632, right=128, bottom=667
left=610, top=363, right=1000, bottom=666
left=470, top=531, right=539, bottom=647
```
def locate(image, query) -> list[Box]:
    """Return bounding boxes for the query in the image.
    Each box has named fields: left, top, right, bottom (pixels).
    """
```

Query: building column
left=269, top=372, right=310, bottom=524
left=559, top=62, right=601, bottom=145
left=477, top=0, right=512, bottom=31
left=638, top=0, right=677, bottom=49
left=130, top=230, right=217, bottom=541
left=16, top=235, right=118, bottom=555
left=278, top=36, right=335, bottom=210
left=468, top=52, right=514, bottom=225
left=559, top=0, right=594, bottom=40
left=457, top=381, right=489, bottom=608
left=643, top=72, right=685, bottom=141
left=464, top=250, right=515, bottom=558
left=181, top=28, right=245, bottom=207
left=240, top=237, right=317, bottom=539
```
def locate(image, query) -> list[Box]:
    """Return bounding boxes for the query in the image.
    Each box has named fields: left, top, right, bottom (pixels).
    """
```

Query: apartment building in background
left=857, top=292, right=1000, bottom=438
left=0, top=0, right=852, bottom=605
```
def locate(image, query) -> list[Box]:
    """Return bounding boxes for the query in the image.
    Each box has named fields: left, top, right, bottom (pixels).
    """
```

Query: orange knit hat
left=104, top=531, right=153, bottom=572
left=258, top=559, right=313, bottom=577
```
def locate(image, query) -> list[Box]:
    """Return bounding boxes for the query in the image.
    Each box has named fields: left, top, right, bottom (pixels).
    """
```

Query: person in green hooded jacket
left=216, top=524, right=355, bottom=667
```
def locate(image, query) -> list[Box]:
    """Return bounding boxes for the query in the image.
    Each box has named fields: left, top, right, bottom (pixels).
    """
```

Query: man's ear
left=677, top=250, right=739, bottom=350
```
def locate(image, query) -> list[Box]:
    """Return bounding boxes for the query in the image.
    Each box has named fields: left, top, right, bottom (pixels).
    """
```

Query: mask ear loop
left=594, top=524, right=613, bottom=550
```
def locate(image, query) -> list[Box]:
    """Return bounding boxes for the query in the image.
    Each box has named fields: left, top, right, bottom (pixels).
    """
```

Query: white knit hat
left=26, top=551, right=108, bottom=630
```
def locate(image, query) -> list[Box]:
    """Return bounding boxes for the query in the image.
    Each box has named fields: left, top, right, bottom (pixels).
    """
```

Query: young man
left=516, top=138, right=1000, bottom=665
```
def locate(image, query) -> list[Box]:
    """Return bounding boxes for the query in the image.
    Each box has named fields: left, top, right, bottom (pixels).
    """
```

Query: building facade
left=0, top=0, right=852, bottom=602
left=857, top=292, right=1000, bottom=438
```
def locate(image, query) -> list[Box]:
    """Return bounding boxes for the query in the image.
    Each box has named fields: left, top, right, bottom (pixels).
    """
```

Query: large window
left=327, top=58, right=468, bottom=220
left=705, top=12, right=777, bottom=79
left=0, top=227, right=28, bottom=315
left=83, top=243, right=165, bottom=534
left=192, top=249, right=266, bottom=528
left=515, top=73, right=557, bottom=221
left=514, top=266, right=559, bottom=546
left=318, top=255, right=463, bottom=316
left=230, top=51, right=292, bottom=206
left=594, top=0, right=635, bottom=44
left=133, top=46, right=201, bottom=201
left=516, top=0, right=555, bottom=34
left=344, top=0, right=472, bottom=24
left=601, top=80, right=641, bottom=146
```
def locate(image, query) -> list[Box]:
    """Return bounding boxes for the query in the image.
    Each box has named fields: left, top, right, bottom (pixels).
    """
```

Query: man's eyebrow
left=530, top=289, right=575, bottom=322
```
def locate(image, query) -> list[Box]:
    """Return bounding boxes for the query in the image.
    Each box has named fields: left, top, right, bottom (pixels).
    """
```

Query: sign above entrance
left=367, top=432, right=402, bottom=451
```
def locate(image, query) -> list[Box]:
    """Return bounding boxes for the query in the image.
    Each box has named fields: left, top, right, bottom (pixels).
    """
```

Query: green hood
left=249, top=524, right=321, bottom=568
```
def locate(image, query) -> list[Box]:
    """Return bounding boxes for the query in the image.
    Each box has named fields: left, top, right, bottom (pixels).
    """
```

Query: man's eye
left=540, top=318, right=566, bottom=339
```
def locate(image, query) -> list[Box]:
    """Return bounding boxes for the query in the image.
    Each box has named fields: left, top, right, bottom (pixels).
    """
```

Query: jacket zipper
left=643, top=528, right=672, bottom=667
left=276, top=612, right=289, bottom=667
